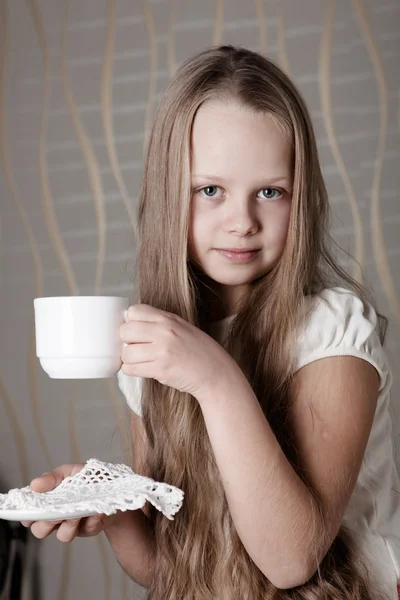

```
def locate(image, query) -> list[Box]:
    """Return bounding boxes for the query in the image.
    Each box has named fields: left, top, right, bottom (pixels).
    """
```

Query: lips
left=216, top=248, right=260, bottom=253
left=215, top=248, right=260, bottom=263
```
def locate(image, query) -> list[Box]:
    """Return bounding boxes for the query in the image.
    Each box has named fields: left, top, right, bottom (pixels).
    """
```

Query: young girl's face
left=188, top=100, right=293, bottom=316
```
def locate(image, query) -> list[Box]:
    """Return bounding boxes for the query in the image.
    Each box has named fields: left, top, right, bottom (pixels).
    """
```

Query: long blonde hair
left=135, top=46, right=388, bottom=599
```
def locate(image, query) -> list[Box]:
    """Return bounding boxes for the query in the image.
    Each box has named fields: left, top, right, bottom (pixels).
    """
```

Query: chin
left=205, top=272, right=260, bottom=286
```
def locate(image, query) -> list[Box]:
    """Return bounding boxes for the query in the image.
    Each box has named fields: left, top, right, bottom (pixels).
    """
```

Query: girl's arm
left=196, top=355, right=379, bottom=590
left=104, top=412, right=154, bottom=588
left=103, top=508, right=154, bottom=588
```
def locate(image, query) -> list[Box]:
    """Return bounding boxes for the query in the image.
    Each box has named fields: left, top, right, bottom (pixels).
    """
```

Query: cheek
left=280, top=210, right=291, bottom=242
left=267, top=205, right=291, bottom=247
left=189, top=206, right=209, bottom=246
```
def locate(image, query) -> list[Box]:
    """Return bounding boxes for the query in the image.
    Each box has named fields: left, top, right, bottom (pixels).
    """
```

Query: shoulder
left=294, top=287, right=391, bottom=393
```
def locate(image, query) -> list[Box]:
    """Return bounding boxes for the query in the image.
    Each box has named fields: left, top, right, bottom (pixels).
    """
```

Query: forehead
left=191, top=100, right=292, bottom=182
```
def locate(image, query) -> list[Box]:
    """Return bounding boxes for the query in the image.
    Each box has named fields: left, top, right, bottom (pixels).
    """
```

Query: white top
left=117, top=287, right=400, bottom=598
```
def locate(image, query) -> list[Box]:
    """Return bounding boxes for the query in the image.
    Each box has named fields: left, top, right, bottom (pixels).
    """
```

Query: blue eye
left=258, top=188, right=282, bottom=200
left=199, top=186, right=223, bottom=198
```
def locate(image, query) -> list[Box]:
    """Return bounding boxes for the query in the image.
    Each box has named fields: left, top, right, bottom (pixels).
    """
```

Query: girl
left=23, top=46, right=399, bottom=599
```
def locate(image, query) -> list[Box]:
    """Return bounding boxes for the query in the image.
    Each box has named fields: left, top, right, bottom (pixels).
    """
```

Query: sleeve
left=117, top=369, right=143, bottom=417
left=294, top=287, right=391, bottom=393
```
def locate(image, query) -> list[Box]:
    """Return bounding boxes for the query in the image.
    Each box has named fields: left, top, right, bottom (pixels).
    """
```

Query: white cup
left=33, top=296, right=129, bottom=379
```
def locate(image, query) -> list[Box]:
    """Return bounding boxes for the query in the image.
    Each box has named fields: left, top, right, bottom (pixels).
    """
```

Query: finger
left=30, top=519, right=62, bottom=540
left=56, top=518, right=82, bottom=543
left=120, top=321, right=157, bottom=345
left=121, top=345, right=156, bottom=369
left=77, top=514, right=104, bottom=537
left=29, top=472, right=61, bottom=493
left=121, top=360, right=158, bottom=379
left=30, top=464, right=83, bottom=493
left=21, top=521, right=33, bottom=527
left=126, top=304, right=173, bottom=322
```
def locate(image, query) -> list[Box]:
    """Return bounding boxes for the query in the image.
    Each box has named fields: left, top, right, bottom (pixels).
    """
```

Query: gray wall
left=0, top=1, right=399, bottom=599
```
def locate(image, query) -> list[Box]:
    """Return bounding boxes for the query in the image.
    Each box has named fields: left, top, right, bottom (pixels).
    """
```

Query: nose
left=223, top=197, right=259, bottom=236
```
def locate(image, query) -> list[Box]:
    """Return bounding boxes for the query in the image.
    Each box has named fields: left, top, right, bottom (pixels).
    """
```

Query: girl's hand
left=120, top=304, right=237, bottom=399
left=20, top=464, right=121, bottom=542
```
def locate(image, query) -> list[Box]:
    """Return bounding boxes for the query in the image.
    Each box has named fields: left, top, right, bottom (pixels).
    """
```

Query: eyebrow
left=191, top=174, right=291, bottom=185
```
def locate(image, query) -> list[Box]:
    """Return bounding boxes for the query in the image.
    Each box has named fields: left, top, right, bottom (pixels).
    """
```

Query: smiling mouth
left=217, top=248, right=260, bottom=253
left=215, top=249, right=260, bottom=262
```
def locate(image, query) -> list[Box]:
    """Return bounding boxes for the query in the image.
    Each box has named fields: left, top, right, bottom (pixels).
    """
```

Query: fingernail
left=124, top=309, right=128, bottom=321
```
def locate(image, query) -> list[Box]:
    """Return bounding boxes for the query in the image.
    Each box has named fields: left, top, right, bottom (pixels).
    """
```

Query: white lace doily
left=0, top=458, right=184, bottom=522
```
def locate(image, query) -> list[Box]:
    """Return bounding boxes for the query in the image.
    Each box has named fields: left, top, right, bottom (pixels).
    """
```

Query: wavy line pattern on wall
left=277, top=0, right=291, bottom=77
left=354, top=0, right=400, bottom=323
left=25, top=2, right=113, bottom=597
left=0, top=375, right=30, bottom=485
left=255, top=0, right=267, bottom=55
left=26, top=0, right=79, bottom=295
left=167, top=0, right=177, bottom=77
left=0, top=0, right=43, bottom=483
left=213, top=0, right=224, bottom=47
left=142, top=0, right=158, bottom=156
left=319, top=0, right=365, bottom=283
left=102, top=0, right=137, bottom=237
left=61, top=0, right=106, bottom=295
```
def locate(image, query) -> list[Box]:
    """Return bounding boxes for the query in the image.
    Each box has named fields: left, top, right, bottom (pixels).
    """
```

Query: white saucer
left=0, top=458, right=184, bottom=523
left=0, top=507, right=100, bottom=522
